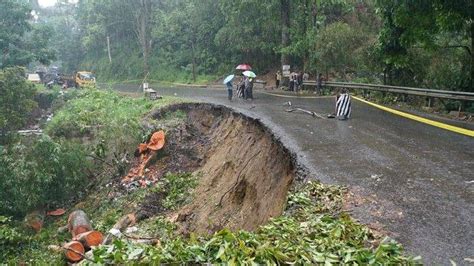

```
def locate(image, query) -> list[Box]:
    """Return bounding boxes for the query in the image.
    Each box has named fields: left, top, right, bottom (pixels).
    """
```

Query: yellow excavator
left=73, top=71, right=96, bottom=88
left=57, top=71, right=96, bottom=88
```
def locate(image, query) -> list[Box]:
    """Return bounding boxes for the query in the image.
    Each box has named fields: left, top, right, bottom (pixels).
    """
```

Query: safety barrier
left=303, top=81, right=474, bottom=101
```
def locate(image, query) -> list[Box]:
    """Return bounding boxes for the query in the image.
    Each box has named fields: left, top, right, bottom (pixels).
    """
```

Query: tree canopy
left=0, top=0, right=470, bottom=91
left=0, top=0, right=55, bottom=68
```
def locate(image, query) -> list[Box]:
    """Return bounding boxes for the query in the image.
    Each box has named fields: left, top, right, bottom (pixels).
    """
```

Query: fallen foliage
left=89, top=181, right=421, bottom=265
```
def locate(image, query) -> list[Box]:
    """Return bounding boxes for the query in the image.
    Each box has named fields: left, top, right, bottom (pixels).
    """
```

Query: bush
left=0, top=136, right=90, bottom=217
left=0, top=216, right=31, bottom=261
left=46, top=90, right=148, bottom=162
left=46, top=89, right=181, bottom=162
left=0, top=67, right=37, bottom=142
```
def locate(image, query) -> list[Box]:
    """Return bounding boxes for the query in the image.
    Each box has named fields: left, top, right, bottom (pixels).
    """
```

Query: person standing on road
left=317, top=73, right=323, bottom=95
left=303, top=72, right=309, bottom=81
left=237, top=76, right=244, bottom=98
left=276, top=71, right=281, bottom=89
left=335, top=88, right=351, bottom=120
left=289, top=73, right=295, bottom=91
left=244, top=76, right=254, bottom=100
left=296, top=71, right=303, bottom=92
left=226, top=80, right=233, bottom=101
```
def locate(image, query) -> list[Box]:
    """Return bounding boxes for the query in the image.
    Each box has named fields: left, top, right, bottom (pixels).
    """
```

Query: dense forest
left=1, top=0, right=472, bottom=91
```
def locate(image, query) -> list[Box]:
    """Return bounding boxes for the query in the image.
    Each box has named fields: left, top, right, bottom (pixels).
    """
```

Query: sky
left=38, top=0, right=78, bottom=8
left=38, top=0, right=57, bottom=8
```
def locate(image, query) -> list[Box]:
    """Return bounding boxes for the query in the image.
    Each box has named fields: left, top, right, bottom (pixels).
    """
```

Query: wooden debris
left=63, top=241, right=85, bottom=262
left=47, top=208, right=66, bottom=216
left=25, top=211, right=45, bottom=233
left=123, top=131, right=166, bottom=183
left=285, top=107, right=325, bottom=119
left=103, top=213, right=137, bottom=244
left=67, top=210, right=93, bottom=237
left=123, top=232, right=160, bottom=245
left=75, top=230, right=104, bottom=248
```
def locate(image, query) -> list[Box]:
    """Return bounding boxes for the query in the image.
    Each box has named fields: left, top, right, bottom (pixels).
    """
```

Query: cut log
left=67, top=210, right=93, bottom=237
left=113, top=213, right=137, bottom=231
left=25, top=211, right=45, bottom=233
left=103, top=213, right=137, bottom=244
left=47, top=208, right=66, bottom=216
left=63, top=241, right=85, bottom=262
left=75, top=230, right=104, bottom=248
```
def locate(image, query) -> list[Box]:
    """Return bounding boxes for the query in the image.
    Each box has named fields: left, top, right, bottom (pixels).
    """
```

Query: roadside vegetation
left=89, top=181, right=419, bottom=265
left=0, top=70, right=419, bottom=264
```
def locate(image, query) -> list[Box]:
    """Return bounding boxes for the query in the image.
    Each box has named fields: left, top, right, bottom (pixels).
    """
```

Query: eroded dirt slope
left=148, top=103, right=297, bottom=234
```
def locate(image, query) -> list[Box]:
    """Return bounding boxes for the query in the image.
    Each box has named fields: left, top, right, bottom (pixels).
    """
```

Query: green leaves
left=0, top=215, right=31, bottom=261
left=0, top=67, right=37, bottom=140
left=0, top=0, right=55, bottom=68
left=88, top=181, right=420, bottom=265
left=0, top=135, right=90, bottom=217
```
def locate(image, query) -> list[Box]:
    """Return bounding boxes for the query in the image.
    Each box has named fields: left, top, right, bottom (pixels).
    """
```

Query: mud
left=142, top=103, right=301, bottom=234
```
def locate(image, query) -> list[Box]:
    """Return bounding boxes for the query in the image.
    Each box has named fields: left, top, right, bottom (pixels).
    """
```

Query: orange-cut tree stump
left=63, top=241, right=85, bottom=262
left=75, top=230, right=104, bottom=248
left=67, top=210, right=93, bottom=237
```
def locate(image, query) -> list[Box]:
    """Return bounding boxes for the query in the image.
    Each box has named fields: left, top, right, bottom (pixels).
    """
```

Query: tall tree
left=0, top=67, right=37, bottom=142
left=281, top=0, right=291, bottom=68
left=134, top=0, right=153, bottom=75
left=0, top=0, right=55, bottom=68
left=376, top=0, right=473, bottom=90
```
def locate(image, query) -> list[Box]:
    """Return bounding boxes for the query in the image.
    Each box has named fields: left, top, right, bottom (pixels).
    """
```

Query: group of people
left=289, top=72, right=308, bottom=92
left=225, top=75, right=253, bottom=101
left=225, top=69, right=352, bottom=121
left=275, top=71, right=309, bottom=92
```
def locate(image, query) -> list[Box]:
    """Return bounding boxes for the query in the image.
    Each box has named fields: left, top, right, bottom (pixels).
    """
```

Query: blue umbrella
left=243, top=71, right=256, bottom=78
left=223, top=74, right=235, bottom=84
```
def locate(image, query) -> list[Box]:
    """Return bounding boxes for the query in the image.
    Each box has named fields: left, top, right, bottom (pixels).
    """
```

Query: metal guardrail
left=303, top=81, right=474, bottom=101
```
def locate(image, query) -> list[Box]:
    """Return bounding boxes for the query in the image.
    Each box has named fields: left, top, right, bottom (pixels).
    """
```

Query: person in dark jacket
left=237, top=76, right=245, bottom=98
left=317, top=73, right=323, bottom=95
left=244, top=77, right=254, bottom=100
left=296, top=72, right=303, bottom=92
left=226, top=81, right=233, bottom=101
left=276, top=71, right=281, bottom=88
left=289, top=73, right=295, bottom=91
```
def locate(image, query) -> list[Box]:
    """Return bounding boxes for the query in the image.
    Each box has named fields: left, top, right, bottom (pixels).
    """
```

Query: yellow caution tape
left=353, top=96, right=474, bottom=137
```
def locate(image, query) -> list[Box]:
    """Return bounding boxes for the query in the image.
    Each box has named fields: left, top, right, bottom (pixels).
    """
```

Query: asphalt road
left=114, top=85, right=473, bottom=265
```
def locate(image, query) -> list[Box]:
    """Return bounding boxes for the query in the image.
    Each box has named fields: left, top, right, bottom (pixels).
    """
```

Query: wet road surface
left=114, top=85, right=473, bottom=264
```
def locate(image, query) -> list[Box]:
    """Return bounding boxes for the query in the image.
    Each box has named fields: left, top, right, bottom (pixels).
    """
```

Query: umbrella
left=243, top=71, right=256, bottom=78
left=236, top=64, right=252, bottom=70
left=223, top=74, right=235, bottom=84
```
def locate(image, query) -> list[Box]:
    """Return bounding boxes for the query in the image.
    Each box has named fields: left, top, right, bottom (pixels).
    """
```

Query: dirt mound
left=147, top=103, right=298, bottom=234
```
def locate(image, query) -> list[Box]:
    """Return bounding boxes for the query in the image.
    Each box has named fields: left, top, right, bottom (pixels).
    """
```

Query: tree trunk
left=191, top=41, right=197, bottom=82
left=136, top=0, right=151, bottom=76
left=75, top=231, right=104, bottom=248
left=281, top=0, right=290, bottom=67
left=280, top=0, right=291, bottom=86
left=67, top=210, right=93, bottom=238
left=107, top=35, right=112, bottom=63
left=312, top=1, right=318, bottom=28
left=63, top=241, right=85, bottom=262
left=470, top=22, right=473, bottom=91
left=302, top=0, right=309, bottom=72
